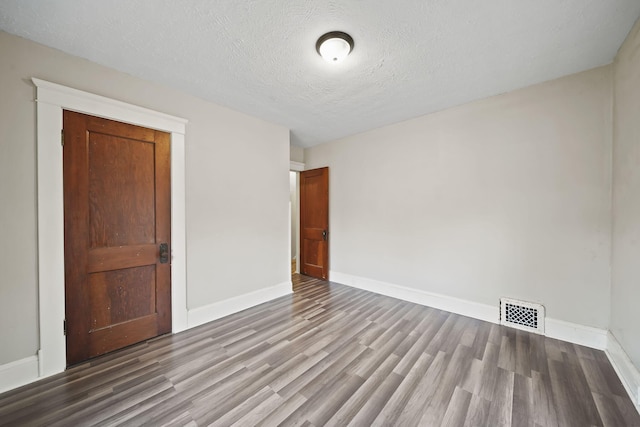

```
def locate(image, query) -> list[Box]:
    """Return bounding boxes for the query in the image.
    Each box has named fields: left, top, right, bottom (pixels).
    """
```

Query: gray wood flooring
left=1, top=274, right=638, bottom=426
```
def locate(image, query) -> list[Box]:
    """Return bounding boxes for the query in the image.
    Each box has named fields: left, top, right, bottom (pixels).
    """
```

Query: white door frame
left=33, top=78, right=189, bottom=377
left=290, top=162, right=304, bottom=273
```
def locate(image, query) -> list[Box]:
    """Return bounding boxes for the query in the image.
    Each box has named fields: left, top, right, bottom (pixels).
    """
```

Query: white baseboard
left=187, top=281, right=293, bottom=329
left=0, top=355, right=39, bottom=394
left=545, top=317, right=608, bottom=350
left=330, top=271, right=498, bottom=324
left=330, top=271, right=608, bottom=350
left=606, top=332, right=640, bottom=411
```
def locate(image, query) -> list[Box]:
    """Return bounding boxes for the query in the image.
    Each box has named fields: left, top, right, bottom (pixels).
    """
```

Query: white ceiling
left=1, top=1, right=639, bottom=148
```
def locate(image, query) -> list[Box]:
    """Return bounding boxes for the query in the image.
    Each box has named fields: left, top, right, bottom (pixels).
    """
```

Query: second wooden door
left=300, top=167, right=329, bottom=279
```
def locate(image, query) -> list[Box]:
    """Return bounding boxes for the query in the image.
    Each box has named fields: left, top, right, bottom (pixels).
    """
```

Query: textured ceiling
left=1, top=1, right=639, bottom=147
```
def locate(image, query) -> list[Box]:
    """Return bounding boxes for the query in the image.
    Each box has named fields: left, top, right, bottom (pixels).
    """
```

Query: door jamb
left=33, top=78, right=188, bottom=378
left=290, top=162, right=304, bottom=274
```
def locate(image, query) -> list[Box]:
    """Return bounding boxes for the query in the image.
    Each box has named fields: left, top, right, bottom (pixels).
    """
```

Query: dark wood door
left=63, top=111, right=171, bottom=366
left=300, top=167, right=329, bottom=279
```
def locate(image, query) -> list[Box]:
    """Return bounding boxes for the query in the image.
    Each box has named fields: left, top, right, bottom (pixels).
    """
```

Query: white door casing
left=33, top=78, right=188, bottom=377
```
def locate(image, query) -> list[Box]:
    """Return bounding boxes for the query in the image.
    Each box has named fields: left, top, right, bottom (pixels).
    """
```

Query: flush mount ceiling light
left=316, top=31, right=354, bottom=63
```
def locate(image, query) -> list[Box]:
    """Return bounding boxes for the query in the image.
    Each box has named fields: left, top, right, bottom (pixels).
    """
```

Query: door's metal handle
left=322, top=230, right=327, bottom=241
left=159, top=243, right=169, bottom=264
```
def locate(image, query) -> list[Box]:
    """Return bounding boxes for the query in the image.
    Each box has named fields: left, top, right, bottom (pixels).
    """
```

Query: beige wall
left=290, top=145, right=304, bottom=163
left=305, top=66, right=613, bottom=329
left=611, top=18, right=640, bottom=370
left=0, top=31, right=290, bottom=365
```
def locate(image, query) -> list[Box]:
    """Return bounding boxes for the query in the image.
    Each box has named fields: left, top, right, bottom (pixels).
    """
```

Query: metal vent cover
left=500, top=298, right=545, bottom=334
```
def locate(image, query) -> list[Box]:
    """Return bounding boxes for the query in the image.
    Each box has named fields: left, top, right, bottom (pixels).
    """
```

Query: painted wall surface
left=290, top=145, right=304, bottom=163
left=0, top=31, right=290, bottom=365
left=611, top=18, right=640, bottom=370
left=305, top=66, right=613, bottom=329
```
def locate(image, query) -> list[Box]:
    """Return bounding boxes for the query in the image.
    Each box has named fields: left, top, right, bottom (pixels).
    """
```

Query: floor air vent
left=500, top=298, right=545, bottom=334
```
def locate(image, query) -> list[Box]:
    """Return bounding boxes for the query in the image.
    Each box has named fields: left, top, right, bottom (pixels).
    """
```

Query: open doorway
left=290, top=165, right=330, bottom=280
left=290, top=171, right=300, bottom=275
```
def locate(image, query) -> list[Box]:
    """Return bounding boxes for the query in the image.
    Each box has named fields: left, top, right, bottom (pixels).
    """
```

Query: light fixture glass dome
left=316, top=31, right=354, bottom=63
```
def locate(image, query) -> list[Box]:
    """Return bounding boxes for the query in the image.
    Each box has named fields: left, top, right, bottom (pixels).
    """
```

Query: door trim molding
left=290, top=161, right=305, bottom=172
left=32, top=78, right=188, bottom=378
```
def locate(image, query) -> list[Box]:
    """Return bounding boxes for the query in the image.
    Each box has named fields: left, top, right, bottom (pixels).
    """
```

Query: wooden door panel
left=87, top=244, right=157, bottom=273
left=301, top=176, right=326, bottom=228
left=88, top=133, right=156, bottom=247
left=300, top=167, right=329, bottom=280
left=64, top=111, right=171, bottom=366
left=88, top=315, right=158, bottom=357
left=302, top=239, right=319, bottom=264
left=302, top=239, right=324, bottom=278
left=302, top=228, right=325, bottom=240
left=86, top=114, right=157, bottom=142
left=88, top=266, right=156, bottom=329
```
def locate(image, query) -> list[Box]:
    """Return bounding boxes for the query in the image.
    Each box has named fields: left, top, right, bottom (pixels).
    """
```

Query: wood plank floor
left=1, top=274, right=638, bottom=426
